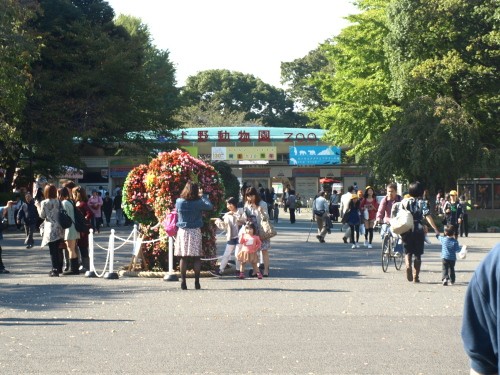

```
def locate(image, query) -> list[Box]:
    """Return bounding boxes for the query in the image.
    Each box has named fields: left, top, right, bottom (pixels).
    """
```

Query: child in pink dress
left=237, top=223, right=262, bottom=279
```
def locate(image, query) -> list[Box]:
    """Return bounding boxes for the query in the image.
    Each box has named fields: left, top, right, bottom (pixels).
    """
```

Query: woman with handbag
left=58, top=187, right=80, bottom=275
left=242, top=186, right=271, bottom=277
left=360, top=186, right=379, bottom=249
left=174, top=181, right=214, bottom=290
left=36, top=184, right=64, bottom=276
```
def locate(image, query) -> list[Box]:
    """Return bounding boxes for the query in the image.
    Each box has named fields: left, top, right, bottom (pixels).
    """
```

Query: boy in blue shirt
left=438, top=225, right=461, bottom=286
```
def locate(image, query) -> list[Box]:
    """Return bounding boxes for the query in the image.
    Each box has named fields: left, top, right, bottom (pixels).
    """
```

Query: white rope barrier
left=87, top=223, right=227, bottom=279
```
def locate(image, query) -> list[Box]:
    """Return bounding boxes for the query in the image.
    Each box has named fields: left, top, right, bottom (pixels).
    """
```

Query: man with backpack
left=398, top=182, right=440, bottom=283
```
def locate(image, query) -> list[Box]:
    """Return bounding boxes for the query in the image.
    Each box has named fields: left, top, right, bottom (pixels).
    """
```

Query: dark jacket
left=17, top=200, right=39, bottom=226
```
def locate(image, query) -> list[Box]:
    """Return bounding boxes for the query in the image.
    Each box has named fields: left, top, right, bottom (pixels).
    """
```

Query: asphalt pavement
left=1, top=209, right=499, bottom=374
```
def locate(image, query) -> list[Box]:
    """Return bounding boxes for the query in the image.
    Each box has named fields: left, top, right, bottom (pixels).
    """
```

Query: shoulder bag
left=259, top=215, right=277, bottom=241
left=58, top=201, right=73, bottom=229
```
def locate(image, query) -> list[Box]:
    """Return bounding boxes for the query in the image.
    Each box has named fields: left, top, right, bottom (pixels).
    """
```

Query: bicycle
left=378, top=223, right=404, bottom=272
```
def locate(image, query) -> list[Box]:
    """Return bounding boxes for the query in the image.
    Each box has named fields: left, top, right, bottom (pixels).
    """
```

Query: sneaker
left=351, top=244, right=356, bottom=249
left=343, top=237, right=347, bottom=244
left=394, top=252, right=401, bottom=258
left=316, top=235, right=323, bottom=242
left=257, top=272, right=263, bottom=279
left=364, top=240, right=368, bottom=247
left=368, top=244, right=372, bottom=249
left=450, top=281, right=455, bottom=286
left=238, top=272, right=245, bottom=279
left=209, top=269, right=222, bottom=277
left=355, top=243, right=360, bottom=248
left=442, top=278, right=448, bottom=286
left=0, top=268, right=10, bottom=274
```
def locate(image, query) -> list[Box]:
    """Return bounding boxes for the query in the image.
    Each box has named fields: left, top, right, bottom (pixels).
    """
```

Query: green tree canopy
left=13, top=0, right=180, bottom=177
left=181, top=69, right=304, bottom=127
left=385, top=0, right=499, bottom=180
left=0, top=0, right=41, bottom=185
left=280, top=45, right=331, bottom=111
left=309, top=0, right=399, bottom=162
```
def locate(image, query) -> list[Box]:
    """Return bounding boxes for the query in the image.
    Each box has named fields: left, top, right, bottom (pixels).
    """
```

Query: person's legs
left=23, top=225, right=29, bottom=245
left=405, top=253, right=413, bottom=282
left=251, top=262, right=262, bottom=278
left=349, top=224, right=355, bottom=244
left=0, top=245, right=9, bottom=273
left=27, top=224, right=35, bottom=247
left=193, top=256, right=201, bottom=289
left=180, top=257, right=187, bottom=289
left=289, top=208, right=295, bottom=223
left=413, top=254, right=422, bottom=283
left=442, top=259, right=449, bottom=283
left=354, top=225, right=360, bottom=244
left=63, top=239, right=80, bottom=275
left=463, top=214, right=468, bottom=237
left=239, top=261, right=246, bottom=279
left=219, top=243, right=236, bottom=273
left=262, top=250, right=270, bottom=276
left=449, top=260, right=456, bottom=284
left=48, top=240, right=62, bottom=276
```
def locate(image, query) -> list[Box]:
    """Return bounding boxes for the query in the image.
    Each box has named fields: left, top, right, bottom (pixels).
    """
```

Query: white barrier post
left=85, top=229, right=97, bottom=278
left=163, top=236, right=178, bottom=281
left=104, top=229, right=119, bottom=279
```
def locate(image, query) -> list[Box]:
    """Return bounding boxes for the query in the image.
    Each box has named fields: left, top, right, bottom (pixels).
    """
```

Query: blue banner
left=289, top=146, right=341, bottom=166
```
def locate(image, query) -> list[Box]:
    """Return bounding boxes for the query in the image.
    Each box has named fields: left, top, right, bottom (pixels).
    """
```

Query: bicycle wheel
left=394, top=240, right=404, bottom=270
left=381, top=235, right=390, bottom=272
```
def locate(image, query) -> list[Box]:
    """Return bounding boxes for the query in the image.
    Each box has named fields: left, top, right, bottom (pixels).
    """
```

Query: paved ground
left=0, top=209, right=499, bottom=374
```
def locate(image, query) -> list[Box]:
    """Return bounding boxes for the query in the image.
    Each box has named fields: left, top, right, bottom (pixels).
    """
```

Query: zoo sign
left=289, top=146, right=341, bottom=166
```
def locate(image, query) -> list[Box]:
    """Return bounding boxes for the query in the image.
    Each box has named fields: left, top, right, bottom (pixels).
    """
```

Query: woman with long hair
left=58, top=187, right=80, bottom=275
left=73, top=186, right=93, bottom=272
left=174, top=181, right=214, bottom=290
left=360, top=186, right=379, bottom=248
left=242, top=186, right=271, bottom=277
left=35, top=184, right=64, bottom=276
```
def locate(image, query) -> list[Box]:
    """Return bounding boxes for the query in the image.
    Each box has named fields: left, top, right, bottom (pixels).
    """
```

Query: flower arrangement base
left=117, top=270, right=217, bottom=278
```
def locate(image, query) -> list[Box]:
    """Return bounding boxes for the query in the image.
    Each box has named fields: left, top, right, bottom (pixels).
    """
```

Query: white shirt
left=340, top=192, right=353, bottom=218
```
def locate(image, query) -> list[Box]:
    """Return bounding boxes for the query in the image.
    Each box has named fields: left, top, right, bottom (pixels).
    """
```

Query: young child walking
left=273, top=203, right=279, bottom=224
left=212, top=197, right=242, bottom=277
left=237, top=222, right=262, bottom=279
left=438, top=225, right=461, bottom=286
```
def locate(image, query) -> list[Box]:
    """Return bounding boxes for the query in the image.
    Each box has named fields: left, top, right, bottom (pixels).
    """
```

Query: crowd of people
left=0, top=183, right=127, bottom=276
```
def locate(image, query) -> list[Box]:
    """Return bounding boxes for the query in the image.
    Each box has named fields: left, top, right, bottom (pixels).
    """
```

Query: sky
left=105, top=0, right=357, bottom=87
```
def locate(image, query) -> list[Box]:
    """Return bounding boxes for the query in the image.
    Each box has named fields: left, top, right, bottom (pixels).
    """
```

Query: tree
left=280, top=45, right=331, bottom=111
left=386, top=0, right=500, bottom=177
left=174, top=97, right=255, bottom=128
left=0, top=0, right=41, bottom=190
left=181, top=69, right=304, bottom=127
left=211, top=161, right=240, bottom=201
left=14, top=0, right=180, bottom=177
left=377, top=96, right=480, bottom=191
left=309, top=0, right=399, bottom=163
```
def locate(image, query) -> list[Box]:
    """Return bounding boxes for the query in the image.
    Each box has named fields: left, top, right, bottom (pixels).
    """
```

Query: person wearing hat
left=442, top=190, right=463, bottom=240
left=346, top=193, right=362, bottom=248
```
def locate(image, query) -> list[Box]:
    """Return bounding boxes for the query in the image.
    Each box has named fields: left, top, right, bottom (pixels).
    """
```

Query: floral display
left=122, top=149, right=226, bottom=270
left=122, top=164, right=156, bottom=224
